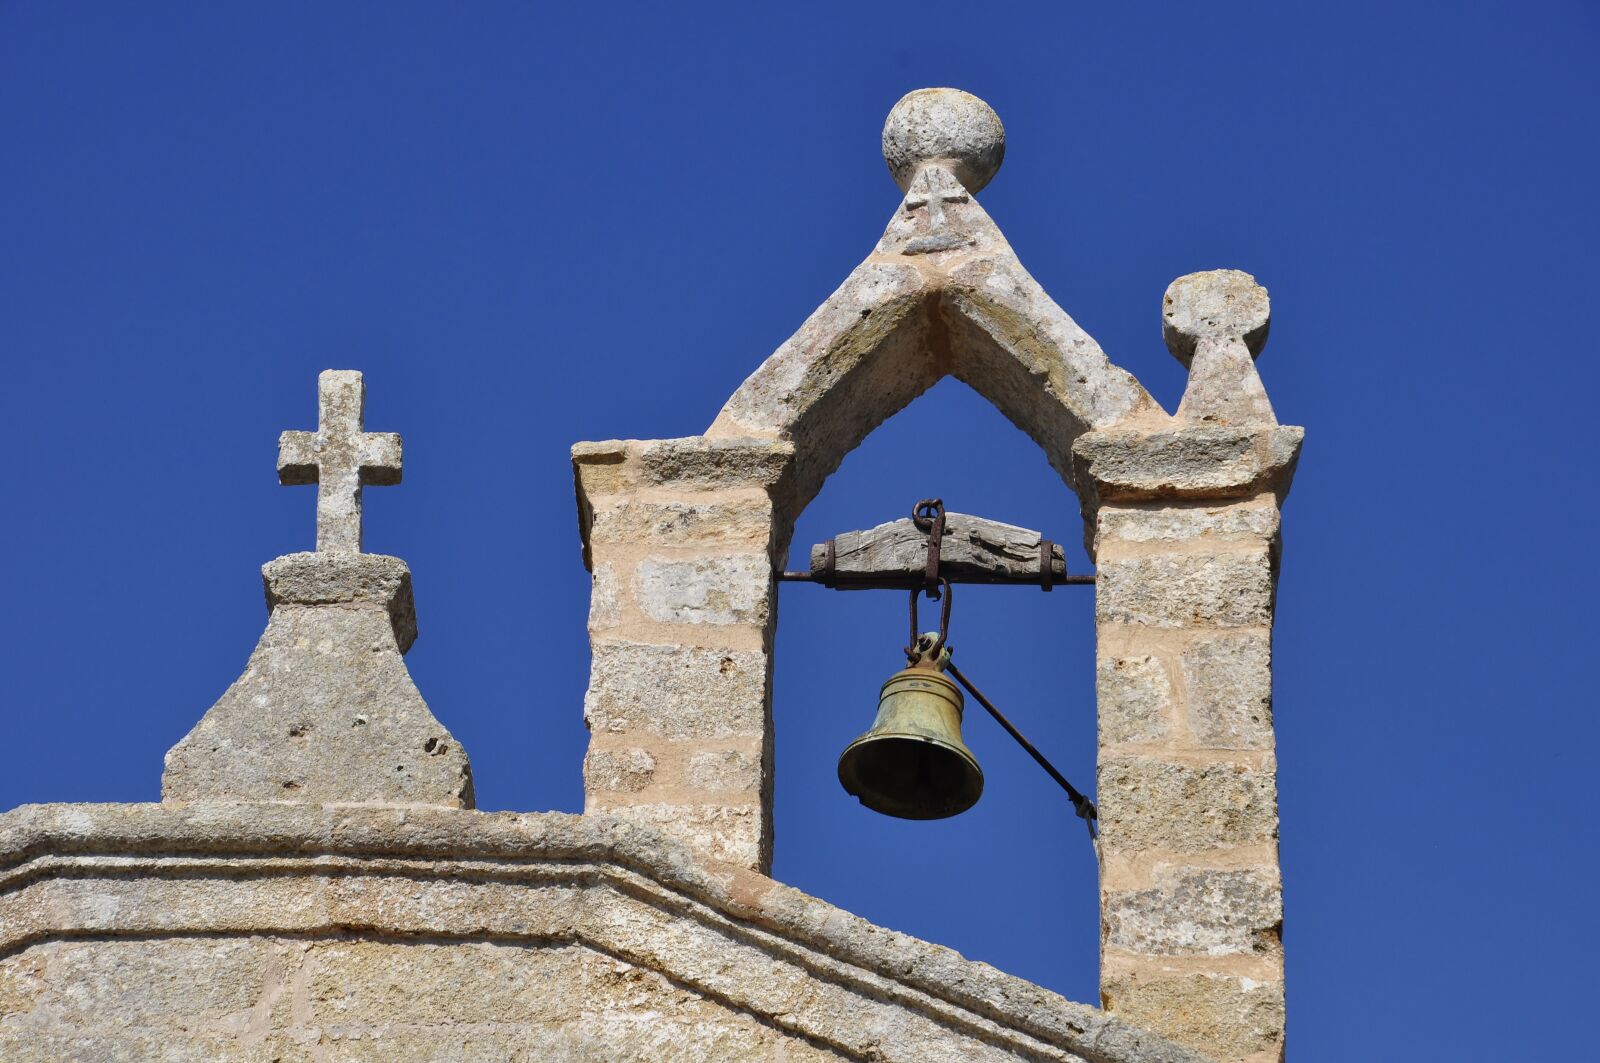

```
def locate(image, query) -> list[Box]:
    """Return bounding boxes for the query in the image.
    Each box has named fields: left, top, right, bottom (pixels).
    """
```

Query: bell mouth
left=838, top=733, right=984, bottom=820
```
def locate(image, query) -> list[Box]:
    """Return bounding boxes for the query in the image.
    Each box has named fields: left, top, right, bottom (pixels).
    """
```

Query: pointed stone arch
left=708, top=179, right=1166, bottom=526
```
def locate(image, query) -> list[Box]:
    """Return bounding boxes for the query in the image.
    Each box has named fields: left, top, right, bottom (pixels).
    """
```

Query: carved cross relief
left=898, top=165, right=975, bottom=255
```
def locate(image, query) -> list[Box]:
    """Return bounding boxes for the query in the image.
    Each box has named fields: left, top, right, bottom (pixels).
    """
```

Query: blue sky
left=2, top=3, right=1595, bottom=1057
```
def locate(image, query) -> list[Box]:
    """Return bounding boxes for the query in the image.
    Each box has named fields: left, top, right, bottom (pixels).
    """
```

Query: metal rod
left=945, top=661, right=1098, bottom=843
left=777, top=571, right=1095, bottom=587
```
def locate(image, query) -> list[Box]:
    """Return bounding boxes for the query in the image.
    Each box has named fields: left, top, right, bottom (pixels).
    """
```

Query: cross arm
left=358, top=433, right=403, bottom=486
left=277, top=431, right=320, bottom=485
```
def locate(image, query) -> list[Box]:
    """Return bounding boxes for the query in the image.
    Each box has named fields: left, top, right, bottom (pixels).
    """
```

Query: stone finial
left=882, top=88, right=1005, bottom=194
left=163, top=370, right=471, bottom=808
left=278, top=370, right=403, bottom=553
left=1163, top=270, right=1278, bottom=427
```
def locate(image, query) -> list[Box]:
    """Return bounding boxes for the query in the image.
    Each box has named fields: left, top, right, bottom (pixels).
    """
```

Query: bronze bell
left=837, top=636, right=984, bottom=820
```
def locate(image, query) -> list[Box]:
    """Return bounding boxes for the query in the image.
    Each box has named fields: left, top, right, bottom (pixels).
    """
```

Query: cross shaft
left=277, top=370, right=402, bottom=553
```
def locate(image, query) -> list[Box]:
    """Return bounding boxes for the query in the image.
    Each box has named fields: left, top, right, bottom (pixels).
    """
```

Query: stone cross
left=277, top=370, right=402, bottom=553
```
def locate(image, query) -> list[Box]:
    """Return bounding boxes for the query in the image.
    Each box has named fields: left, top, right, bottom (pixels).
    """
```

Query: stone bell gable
left=574, top=89, right=1300, bottom=1062
left=2, top=89, right=1299, bottom=1063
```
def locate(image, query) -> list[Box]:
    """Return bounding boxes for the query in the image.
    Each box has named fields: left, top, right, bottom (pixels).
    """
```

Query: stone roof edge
left=0, top=801, right=1210, bottom=1063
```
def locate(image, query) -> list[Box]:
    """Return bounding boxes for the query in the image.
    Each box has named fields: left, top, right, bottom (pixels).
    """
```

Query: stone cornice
left=0, top=802, right=1209, bottom=1063
left=1072, top=426, right=1304, bottom=507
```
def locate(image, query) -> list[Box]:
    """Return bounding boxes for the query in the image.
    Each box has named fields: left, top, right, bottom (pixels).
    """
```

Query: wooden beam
left=809, top=513, right=1065, bottom=586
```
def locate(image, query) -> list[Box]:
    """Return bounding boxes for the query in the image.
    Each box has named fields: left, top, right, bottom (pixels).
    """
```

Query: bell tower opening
left=772, top=376, right=1101, bottom=1004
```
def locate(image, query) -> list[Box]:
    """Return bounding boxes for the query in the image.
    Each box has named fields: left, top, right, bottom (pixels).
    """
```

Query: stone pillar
left=1074, top=272, right=1302, bottom=1063
left=573, top=436, right=792, bottom=872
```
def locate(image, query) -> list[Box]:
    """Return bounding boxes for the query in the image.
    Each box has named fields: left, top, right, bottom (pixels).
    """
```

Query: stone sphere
left=882, top=88, right=1005, bottom=195
left=1161, top=270, right=1272, bottom=365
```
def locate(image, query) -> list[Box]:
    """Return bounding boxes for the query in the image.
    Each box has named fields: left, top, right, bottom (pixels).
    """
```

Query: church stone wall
left=4, top=938, right=843, bottom=1062
left=0, top=805, right=1204, bottom=1063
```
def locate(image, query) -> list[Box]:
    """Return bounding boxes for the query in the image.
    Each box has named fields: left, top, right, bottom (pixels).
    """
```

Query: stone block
left=0, top=948, right=45, bottom=1020
left=1183, top=633, right=1274, bottom=749
left=310, top=1033, right=546, bottom=1063
left=638, top=437, right=794, bottom=491
left=1105, top=865, right=1282, bottom=956
left=1097, top=550, right=1272, bottom=629
left=588, top=495, right=773, bottom=548
left=634, top=555, right=771, bottom=626
left=572, top=440, right=635, bottom=497
left=611, top=803, right=767, bottom=869
left=0, top=1032, right=314, bottom=1063
left=321, top=877, right=586, bottom=944
left=568, top=951, right=804, bottom=1062
left=1102, top=972, right=1285, bottom=1061
left=264, top=551, right=417, bottom=652
left=1098, top=502, right=1278, bottom=545
left=588, top=561, right=622, bottom=631
left=1073, top=425, right=1303, bottom=502
left=0, top=938, right=270, bottom=1027
left=685, top=748, right=763, bottom=793
left=584, top=641, right=768, bottom=739
left=307, top=940, right=586, bottom=1027
left=585, top=747, right=658, bottom=793
left=1098, top=755, right=1278, bottom=852
left=1097, top=655, right=1174, bottom=745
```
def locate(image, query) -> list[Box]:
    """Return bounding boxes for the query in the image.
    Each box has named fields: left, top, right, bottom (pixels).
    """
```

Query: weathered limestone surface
left=1100, top=973, right=1285, bottom=1063
left=1104, top=866, right=1283, bottom=958
left=162, top=552, right=473, bottom=808
left=0, top=804, right=1209, bottom=1063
